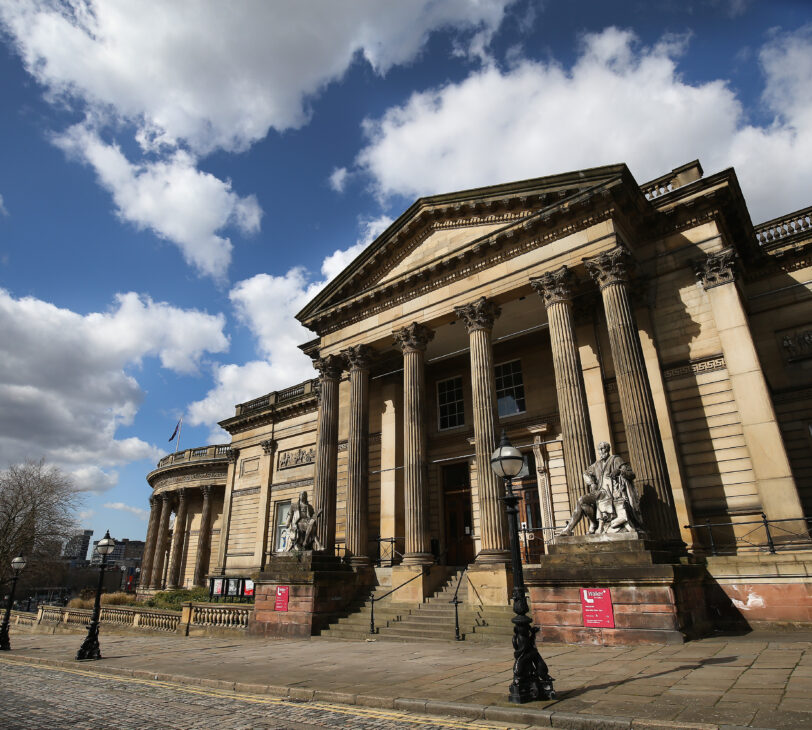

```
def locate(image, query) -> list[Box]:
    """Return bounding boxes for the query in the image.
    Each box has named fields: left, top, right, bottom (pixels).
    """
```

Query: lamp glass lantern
left=11, top=556, right=26, bottom=573
left=96, top=532, right=116, bottom=556
left=490, top=433, right=525, bottom=479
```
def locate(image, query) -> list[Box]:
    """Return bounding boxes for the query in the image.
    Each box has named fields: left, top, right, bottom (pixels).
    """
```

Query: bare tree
left=0, top=460, right=84, bottom=587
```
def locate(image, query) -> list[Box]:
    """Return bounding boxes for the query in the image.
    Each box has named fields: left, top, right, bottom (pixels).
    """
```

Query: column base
left=401, top=552, right=434, bottom=566
left=466, top=562, right=513, bottom=606
left=475, top=548, right=511, bottom=564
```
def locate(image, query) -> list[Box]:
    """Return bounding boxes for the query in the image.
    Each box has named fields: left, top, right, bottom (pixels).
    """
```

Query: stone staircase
left=319, top=568, right=516, bottom=643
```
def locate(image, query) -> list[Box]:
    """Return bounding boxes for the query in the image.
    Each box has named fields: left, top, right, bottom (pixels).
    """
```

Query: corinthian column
left=193, top=485, right=214, bottom=586
left=139, top=495, right=160, bottom=589
left=453, top=297, right=510, bottom=562
left=150, top=492, right=173, bottom=589
left=394, top=322, right=435, bottom=565
left=531, top=267, right=594, bottom=516
left=343, top=344, right=374, bottom=566
left=585, top=246, right=680, bottom=542
left=167, top=489, right=188, bottom=588
left=312, top=354, right=343, bottom=555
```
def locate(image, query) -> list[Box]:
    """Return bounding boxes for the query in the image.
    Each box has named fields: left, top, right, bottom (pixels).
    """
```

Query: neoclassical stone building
left=139, top=160, right=811, bottom=632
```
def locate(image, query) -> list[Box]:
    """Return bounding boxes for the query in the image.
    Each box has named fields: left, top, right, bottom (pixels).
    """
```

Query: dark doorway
left=442, top=462, right=475, bottom=566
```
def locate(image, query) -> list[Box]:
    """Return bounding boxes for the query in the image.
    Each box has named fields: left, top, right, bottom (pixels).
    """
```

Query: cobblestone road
left=0, top=661, right=512, bottom=730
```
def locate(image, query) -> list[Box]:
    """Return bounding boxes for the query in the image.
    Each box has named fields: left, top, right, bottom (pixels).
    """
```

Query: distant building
left=91, top=538, right=145, bottom=568
left=62, top=529, right=93, bottom=563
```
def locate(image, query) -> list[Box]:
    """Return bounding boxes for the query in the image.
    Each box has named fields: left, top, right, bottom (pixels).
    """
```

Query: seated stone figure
left=558, top=442, right=643, bottom=536
left=283, top=491, right=324, bottom=552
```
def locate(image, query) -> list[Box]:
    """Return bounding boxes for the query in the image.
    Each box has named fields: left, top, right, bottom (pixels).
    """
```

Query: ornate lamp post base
left=76, top=622, right=102, bottom=660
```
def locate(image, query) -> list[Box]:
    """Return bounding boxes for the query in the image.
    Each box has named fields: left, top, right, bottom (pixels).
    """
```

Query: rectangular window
left=274, top=501, right=291, bottom=552
left=437, top=376, right=465, bottom=430
left=495, top=360, right=526, bottom=417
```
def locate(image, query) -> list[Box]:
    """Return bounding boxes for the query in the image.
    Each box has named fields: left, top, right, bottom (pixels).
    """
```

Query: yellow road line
left=0, top=657, right=507, bottom=729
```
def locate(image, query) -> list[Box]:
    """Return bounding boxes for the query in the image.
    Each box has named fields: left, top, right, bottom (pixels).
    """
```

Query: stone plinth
left=466, top=562, right=513, bottom=606
left=526, top=534, right=710, bottom=645
left=389, top=564, right=448, bottom=603
left=250, top=553, right=372, bottom=638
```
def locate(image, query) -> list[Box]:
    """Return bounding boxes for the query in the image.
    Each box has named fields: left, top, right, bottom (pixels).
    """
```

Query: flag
left=168, top=418, right=181, bottom=442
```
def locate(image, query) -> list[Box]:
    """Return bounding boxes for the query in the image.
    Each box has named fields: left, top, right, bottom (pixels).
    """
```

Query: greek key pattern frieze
left=662, top=355, right=727, bottom=381
left=232, top=486, right=261, bottom=497
left=274, top=477, right=314, bottom=490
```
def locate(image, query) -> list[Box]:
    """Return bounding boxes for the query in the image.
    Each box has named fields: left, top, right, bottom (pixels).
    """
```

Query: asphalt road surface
left=0, top=660, right=513, bottom=730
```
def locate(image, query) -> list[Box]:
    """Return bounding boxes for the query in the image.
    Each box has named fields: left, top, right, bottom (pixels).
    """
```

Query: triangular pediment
left=297, top=163, right=635, bottom=329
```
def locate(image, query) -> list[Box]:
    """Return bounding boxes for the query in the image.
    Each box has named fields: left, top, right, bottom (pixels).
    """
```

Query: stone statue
left=283, top=491, right=324, bottom=552
left=558, top=442, right=643, bottom=537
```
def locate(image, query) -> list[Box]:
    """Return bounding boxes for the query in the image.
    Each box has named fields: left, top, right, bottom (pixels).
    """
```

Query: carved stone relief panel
left=777, top=325, right=812, bottom=363
left=277, top=447, right=317, bottom=470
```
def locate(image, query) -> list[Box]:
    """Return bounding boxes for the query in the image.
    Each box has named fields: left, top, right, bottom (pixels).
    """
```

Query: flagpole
left=175, top=416, right=183, bottom=454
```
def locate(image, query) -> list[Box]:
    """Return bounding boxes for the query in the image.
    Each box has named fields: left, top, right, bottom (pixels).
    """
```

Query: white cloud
left=188, top=215, right=392, bottom=435
left=104, top=501, right=149, bottom=520
left=54, top=123, right=260, bottom=280
left=0, top=289, right=229, bottom=487
left=0, top=194, right=7, bottom=216
left=355, top=25, right=812, bottom=223
left=0, top=1, right=511, bottom=277
left=329, top=167, right=349, bottom=193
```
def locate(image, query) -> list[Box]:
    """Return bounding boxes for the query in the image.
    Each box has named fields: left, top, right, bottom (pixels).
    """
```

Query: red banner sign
left=274, top=585, right=290, bottom=612
left=580, top=587, right=614, bottom=628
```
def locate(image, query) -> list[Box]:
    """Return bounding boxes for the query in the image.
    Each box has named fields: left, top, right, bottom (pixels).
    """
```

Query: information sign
left=580, top=587, right=614, bottom=628
left=212, top=578, right=223, bottom=596
left=244, top=579, right=254, bottom=597
left=227, top=578, right=240, bottom=596
left=274, top=585, right=290, bottom=612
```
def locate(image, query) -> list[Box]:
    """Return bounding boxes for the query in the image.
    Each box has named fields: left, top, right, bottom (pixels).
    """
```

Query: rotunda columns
left=150, top=492, right=173, bottom=589
left=139, top=495, right=160, bottom=589
left=193, top=485, right=215, bottom=586
left=167, top=488, right=188, bottom=588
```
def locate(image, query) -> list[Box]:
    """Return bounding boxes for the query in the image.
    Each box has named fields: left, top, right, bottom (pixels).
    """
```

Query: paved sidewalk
left=2, top=630, right=811, bottom=729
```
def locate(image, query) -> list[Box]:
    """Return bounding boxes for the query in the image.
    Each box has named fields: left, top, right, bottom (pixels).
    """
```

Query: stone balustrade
left=28, top=602, right=250, bottom=636
left=157, top=444, right=231, bottom=469
left=640, top=160, right=703, bottom=201
left=234, top=378, right=316, bottom=416
left=754, top=205, right=812, bottom=247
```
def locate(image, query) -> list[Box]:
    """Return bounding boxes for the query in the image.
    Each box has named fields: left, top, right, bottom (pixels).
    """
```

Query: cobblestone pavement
left=3, top=630, right=812, bottom=728
left=0, top=661, right=513, bottom=730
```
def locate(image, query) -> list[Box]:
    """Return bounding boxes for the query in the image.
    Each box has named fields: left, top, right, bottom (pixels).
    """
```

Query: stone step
left=377, top=626, right=463, bottom=640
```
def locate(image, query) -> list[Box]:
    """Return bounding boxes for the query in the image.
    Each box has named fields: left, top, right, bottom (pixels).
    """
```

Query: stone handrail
left=754, top=205, right=812, bottom=247
left=157, top=443, right=231, bottom=469
left=36, top=604, right=180, bottom=632
left=187, top=602, right=251, bottom=630
left=9, top=610, right=36, bottom=627
left=641, top=160, right=703, bottom=201
left=235, top=378, right=316, bottom=416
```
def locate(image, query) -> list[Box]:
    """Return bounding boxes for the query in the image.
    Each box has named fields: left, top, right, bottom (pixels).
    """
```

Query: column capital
left=160, top=491, right=173, bottom=503
left=175, top=487, right=187, bottom=502
left=149, top=494, right=157, bottom=507
left=260, top=438, right=277, bottom=454
left=342, top=343, right=374, bottom=371
left=454, top=297, right=501, bottom=333
left=393, top=322, right=435, bottom=354
left=224, top=447, right=238, bottom=464
left=530, top=265, right=577, bottom=307
left=694, top=248, right=737, bottom=290
left=584, top=246, right=634, bottom=289
left=200, top=484, right=215, bottom=498
left=313, top=353, right=343, bottom=380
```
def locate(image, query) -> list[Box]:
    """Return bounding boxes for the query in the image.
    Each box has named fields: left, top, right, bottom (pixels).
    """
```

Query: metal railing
left=683, top=513, right=812, bottom=556
left=371, top=537, right=404, bottom=567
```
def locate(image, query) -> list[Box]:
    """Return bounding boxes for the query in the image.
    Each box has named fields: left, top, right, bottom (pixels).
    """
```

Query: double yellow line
left=0, top=657, right=506, bottom=729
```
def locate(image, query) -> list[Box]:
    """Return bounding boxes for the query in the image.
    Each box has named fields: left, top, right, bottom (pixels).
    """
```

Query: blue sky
left=0, top=1, right=810, bottom=551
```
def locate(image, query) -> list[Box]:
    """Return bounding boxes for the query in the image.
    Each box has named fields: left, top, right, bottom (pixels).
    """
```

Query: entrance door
left=442, top=463, right=475, bottom=566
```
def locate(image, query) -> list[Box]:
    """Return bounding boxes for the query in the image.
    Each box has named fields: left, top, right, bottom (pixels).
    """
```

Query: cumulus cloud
left=0, top=194, right=7, bottom=216
left=355, top=25, right=812, bottom=222
left=0, top=289, right=229, bottom=488
left=188, top=215, right=392, bottom=436
left=0, top=1, right=511, bottom=276
left=104, top=501, right=149, bottom=520
left=329, top=167, right=349, bottom=193
left=54, top=124, right=261, bottom=280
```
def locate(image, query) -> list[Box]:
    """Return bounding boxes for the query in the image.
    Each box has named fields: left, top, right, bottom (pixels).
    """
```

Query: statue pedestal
left=525, top=534, right=710, bottom=645
left=250, top=553, right=373, bottom=638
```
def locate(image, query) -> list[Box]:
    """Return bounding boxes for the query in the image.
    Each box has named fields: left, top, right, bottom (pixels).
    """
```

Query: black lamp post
left=491, top=431, right=556, bottom=703
left=0, top=556, right=27, bottom=651
left=76, top=530, right=116, bottom=661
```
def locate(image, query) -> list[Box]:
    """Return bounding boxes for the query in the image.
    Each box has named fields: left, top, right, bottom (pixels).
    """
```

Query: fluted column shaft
left=532, top=268, right=594, bottom=515
left=454, top=298, right=510, bottom=561
left=150, top=493, right=173, bottom=589
left=193, top=485, right=214, bottom=586
left=394, top=323, right=434, bottom=565
left=586, top=247, right=680, bottom=542
left=344, top=345, right=373, bottom=566
left=313, top=355, right=342, bottom=555
left=167, top=489, right=188, bottom=588
left=139, top=496, right=160, bottom=589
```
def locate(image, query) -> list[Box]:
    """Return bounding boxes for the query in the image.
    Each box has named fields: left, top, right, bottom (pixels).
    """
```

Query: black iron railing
left=683, top=513, right=811, bottom=556
left=370, top=537, right=404, bottom=567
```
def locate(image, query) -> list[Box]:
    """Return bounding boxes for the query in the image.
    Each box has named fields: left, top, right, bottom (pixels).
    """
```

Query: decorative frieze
left=662, top=355, right=726, bottom=381
left=275, top=477, right=314, bottom=490
left=278, top=447, right=316, bottom=470
left=694, top=248, right=737, bottom=290
left=151, top=471, right=227, bottom=490
left=232, top=487, right=261, bottom=497
left=777, top=325, right=812, bottom=363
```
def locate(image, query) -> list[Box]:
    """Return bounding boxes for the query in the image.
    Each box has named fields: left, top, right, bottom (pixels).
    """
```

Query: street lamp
left=491, top=431, right=556, bottom=703
left=76, top=530, right=116, bottom=661
left=0, top=556, right=27, bottom=651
